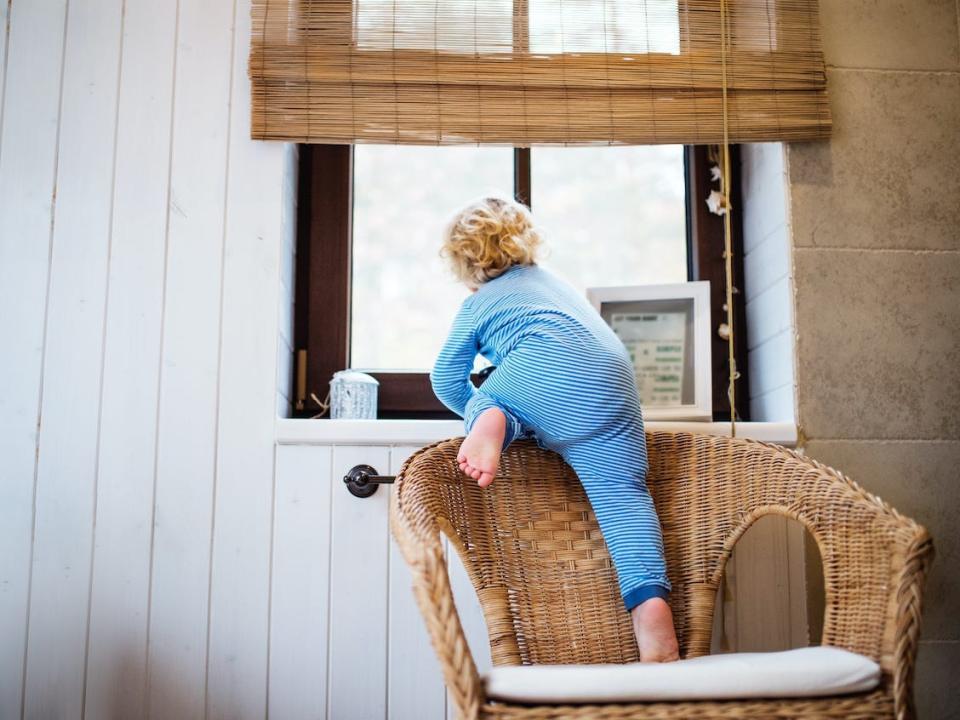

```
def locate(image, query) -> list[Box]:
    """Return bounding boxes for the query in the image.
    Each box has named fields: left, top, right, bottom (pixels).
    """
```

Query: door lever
left=343, top=464, right=395, bottom=498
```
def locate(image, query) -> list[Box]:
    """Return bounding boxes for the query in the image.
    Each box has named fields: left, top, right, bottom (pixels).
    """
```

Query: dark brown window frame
left=292, top=143, right=748, bottom=421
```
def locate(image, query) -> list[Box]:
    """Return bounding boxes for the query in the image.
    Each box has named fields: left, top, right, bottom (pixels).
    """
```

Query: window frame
left=291, top=143, right=748, bottom=421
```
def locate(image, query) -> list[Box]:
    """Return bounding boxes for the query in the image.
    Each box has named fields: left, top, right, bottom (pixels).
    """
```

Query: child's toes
left=469, top=467, right=482, bottom=481
left=477, top=472, right=495, bottom=488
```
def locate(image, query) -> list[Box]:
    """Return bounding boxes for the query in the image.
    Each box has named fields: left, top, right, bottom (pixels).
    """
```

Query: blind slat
left=249, top=0, right=831, bottom=145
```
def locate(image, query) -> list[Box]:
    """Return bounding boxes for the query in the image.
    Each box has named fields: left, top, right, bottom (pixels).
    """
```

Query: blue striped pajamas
left=429, top=263, right=671, bottom=612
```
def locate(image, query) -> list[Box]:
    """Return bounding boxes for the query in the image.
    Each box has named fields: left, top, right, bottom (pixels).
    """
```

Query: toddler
left=430, top=194, right=680, bottom=662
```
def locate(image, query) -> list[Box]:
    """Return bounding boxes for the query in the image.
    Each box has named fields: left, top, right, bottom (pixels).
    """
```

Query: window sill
left=275, top=418, right=797, bottom=448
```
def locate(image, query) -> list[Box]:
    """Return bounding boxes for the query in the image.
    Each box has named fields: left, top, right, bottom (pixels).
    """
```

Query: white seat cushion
left=483, top=646, right=880, bottom=703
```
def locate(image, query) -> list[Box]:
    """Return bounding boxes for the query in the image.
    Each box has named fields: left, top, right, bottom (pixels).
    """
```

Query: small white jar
left=329, top=370, right=379, bottom=419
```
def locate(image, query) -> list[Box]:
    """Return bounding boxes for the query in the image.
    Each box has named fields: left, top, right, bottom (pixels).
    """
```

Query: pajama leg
left=462, top=347, right=548, bottom=451
left=564, top=437, right=671, bottom=613
left=463, top=390, right=528, bottom=450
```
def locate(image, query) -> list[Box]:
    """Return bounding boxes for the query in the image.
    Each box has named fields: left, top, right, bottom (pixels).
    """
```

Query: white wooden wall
left=271, top=443, right=491, bottom=720
left=0, top=2, right=483, bottom=717
left=0, top=0, right=298, bottom=717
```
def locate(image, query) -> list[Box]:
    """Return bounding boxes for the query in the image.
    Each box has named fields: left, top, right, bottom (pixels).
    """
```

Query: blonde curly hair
left=440, top=194, right=543, bottom=287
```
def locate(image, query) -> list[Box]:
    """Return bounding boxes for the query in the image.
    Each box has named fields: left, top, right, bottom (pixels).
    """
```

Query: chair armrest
left=389, top=442, right=484, bottom=720
left=889, top=523, right=933, bottom=720
left=668, top=435, right=934, bottom=720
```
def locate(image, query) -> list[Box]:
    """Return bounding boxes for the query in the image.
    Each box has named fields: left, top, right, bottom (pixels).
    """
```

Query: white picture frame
left=587, top=281, right=712, bottom=421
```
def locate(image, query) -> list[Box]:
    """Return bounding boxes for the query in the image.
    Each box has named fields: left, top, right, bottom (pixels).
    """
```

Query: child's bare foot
left=631, top=597, right=680, bottom=663
left=458, top=408, right=506, bottom=488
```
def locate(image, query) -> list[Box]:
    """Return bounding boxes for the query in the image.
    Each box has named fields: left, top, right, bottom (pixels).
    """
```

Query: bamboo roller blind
left=249, top=0, right=831, bottom=145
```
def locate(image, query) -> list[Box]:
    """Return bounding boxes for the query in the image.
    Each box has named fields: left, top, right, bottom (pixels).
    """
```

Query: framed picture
left=587, top=281, right=712, bottom=421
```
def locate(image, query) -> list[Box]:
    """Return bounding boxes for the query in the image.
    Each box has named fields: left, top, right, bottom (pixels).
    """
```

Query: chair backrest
left=395, top=431, right=928, bottom=669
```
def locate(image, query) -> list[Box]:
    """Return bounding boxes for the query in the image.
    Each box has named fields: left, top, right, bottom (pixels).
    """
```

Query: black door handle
left=343, top=464, right=396, bottom=498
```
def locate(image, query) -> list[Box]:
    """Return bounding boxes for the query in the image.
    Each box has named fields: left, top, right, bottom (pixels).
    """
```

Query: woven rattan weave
left=388, top=431, right=932, bottom=720
left=249, top=1, right=832, bottom=145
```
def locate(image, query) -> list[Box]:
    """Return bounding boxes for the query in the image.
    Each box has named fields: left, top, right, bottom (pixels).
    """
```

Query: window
left=355, top=0, right=680, bottom=55
left=292, top=144, right=749, bottom=420
left=350, top=146, right=512, bottom=371
left=527, top=146, right=687, bottom=289
left=356, top=0, right=514, bottom=52
left=528, top=0, right=680, bottom=55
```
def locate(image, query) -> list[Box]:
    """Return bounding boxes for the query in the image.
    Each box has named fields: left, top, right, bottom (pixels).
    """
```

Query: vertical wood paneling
left=1, top=0, right=303, bottom=716
left=785, top=520, right=811, bottom=648
left=0, top=0, right=9, bottom=126
left=146, top=0, right=235, bottom=716
left=0, top=0, right=68, bottom=713
left=328, top=446, right=391, bottom=720
left=82, top=1, right=179, bottom=717
left=19, top=1, right=123, bottom=718
left=269, top=445, right=333, bottom=720
left=388, top=445, right=446, bottom=720
left=205, top=0, right=285, bottom=714
left=732, top=515, right=794, bottom=652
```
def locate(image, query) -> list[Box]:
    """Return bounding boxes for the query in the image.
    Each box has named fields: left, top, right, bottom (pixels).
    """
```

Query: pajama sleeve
left=429, top=298, right=478, bottom=417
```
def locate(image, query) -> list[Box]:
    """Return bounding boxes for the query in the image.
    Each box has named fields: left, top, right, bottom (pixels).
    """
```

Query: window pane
left=351, top=145, right=513, bottom=371
left=530, top=0, right=680, bottom=55
left=356, top=0, right=513, bottom=53
left=530, top=145, right=687, bottom=292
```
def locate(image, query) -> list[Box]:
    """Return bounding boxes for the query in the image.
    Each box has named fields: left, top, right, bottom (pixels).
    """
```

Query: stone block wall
left=789, top=3, right=960, bottom=717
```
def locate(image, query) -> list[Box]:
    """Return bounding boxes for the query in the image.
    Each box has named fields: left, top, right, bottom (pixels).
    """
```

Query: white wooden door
left=270, top=443, right=491, bottom=720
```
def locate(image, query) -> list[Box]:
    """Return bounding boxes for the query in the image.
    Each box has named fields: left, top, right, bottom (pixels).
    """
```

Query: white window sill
left=275, top=418, right=797, bottom=448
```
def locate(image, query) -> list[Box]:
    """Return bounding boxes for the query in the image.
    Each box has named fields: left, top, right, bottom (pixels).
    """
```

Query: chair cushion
left=483, top=646, right=881, bottom=703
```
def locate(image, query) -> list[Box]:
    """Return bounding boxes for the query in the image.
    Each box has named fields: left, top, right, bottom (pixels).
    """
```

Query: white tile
left=749, top=383, right=796, bottom=423
left=741, top=143, right=788, bottom=254
left=280, top=233, right=296, bottom=299
left=277, top=335, right=294, bottom=401
left=748, top=329, right=795, bottom=397
left=276, top=390, right=292, bottom=419
left=746, top=277, right=793, bottom=351
left=744, top=225, right=790, bottom=302
left=279, top=295, right=294, bottom=349
left=279, top=325, right=293, bottom=353
left=742, top=198, right=764, bottom=255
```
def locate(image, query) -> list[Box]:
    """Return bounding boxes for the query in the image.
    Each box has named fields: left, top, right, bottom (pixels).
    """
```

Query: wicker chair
left=388, top=431, right=933, bottom=720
